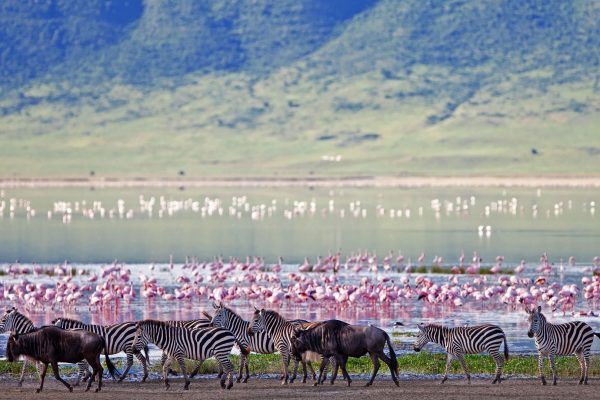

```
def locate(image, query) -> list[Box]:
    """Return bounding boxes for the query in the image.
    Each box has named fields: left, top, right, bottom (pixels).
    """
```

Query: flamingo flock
left=2, top=253, right=599, bottom=319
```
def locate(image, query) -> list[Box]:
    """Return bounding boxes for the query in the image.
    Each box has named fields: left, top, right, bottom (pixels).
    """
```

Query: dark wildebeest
left=291, top=319, right=399, bottom=387
left=6, top=326, right=118, bottom=393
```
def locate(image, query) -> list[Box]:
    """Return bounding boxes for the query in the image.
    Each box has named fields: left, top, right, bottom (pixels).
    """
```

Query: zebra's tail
left=384, top=332, right=399, bottom=376
left=503, top=334, right=509, bottom=361
left=101, top=337, right=120, bottom=379
left=236, top=339, right=250, bottom=356
left=143, top=345, right=150, bottom=367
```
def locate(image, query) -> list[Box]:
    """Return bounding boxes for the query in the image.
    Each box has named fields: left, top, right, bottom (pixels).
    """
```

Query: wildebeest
left=6, top=326, right=118, bottom=393
left=291, top=319, right=399, bottom=387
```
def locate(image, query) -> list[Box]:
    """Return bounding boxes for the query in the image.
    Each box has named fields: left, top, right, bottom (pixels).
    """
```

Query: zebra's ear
left=537, top=305, right=542, bottom=313
left=417, top=324, right=424, bottom=332
left=212, top=302, right=219, bottom=309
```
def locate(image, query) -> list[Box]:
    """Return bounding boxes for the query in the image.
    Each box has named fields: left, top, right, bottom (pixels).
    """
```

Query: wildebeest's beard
left=6, top=338, right=17, bottom=362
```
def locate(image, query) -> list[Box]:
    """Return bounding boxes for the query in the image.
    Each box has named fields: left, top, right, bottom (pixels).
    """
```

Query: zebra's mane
left=55, top=317, right=85, bottom=325
left=262, top=309, right=286, bottom=323
left=221, top=305, right=245, bottom=321
left=2, top=309, right=34, bottom=325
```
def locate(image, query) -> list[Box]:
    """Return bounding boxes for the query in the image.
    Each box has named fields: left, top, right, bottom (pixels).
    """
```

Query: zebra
left=132, top=319, right=236, bottom=390
left=248, top=307, right=323, bottom=385
left=158, top=315, right=213, bottom=378
left=527, top=305, right=600, bottom=385
left=0, top=307, right=43, bottom=387
left=413, top=323, right=509, bottom=384
left=52, top=317, right=149, bottom=382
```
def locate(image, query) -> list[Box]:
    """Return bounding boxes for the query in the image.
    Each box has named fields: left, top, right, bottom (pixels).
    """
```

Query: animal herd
left=1, top=304, right=599, bottom=393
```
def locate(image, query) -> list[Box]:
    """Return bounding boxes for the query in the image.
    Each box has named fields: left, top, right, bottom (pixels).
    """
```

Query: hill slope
left=1, top=0, right=599, bottom=178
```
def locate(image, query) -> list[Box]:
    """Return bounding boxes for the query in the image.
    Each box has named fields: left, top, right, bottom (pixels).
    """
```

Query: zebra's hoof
left=17, top=383, right=23, bottom=388
left=68, top=386, right=73, bottom=392
left=95, top=388, right=101, bottom=393
left=394, top=380, right=400, bottom=387
left=364, top=382, right=372, bottom=387
left=36, top=389, right=42, bottom=393
left=553, top=381, right=557, bottom=386
left=227, top=383, right=233, bottom=390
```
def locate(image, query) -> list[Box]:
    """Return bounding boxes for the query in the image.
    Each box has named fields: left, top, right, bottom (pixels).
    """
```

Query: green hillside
left=1, top=0, right=599, bottom=178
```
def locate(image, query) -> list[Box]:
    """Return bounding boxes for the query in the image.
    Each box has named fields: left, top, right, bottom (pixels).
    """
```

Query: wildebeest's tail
left=384, top=332, right=399, bottom=376
left=503, top=334, right=509, bottom=361
left=101, top=337, right=120, bottom=379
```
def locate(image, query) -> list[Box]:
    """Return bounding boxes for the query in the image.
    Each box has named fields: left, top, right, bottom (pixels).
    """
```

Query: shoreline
left=2, top=176, right=600, bottom=188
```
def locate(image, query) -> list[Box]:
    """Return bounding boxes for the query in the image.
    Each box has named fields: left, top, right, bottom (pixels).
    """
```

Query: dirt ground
left=1, top=377, right=598, bottom=400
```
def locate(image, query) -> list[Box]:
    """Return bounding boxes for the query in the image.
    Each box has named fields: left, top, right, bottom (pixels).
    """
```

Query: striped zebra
left=132, top=319, right=236, bottom=390
left=527, top=305, right=600, bottom=385
left=0, top=307, right=42, bottom=387
left=413, top=323, right=509, bottom=384
left=159, top=316, right=213, bottom=378
left=248, top=308, right=320, bottom=385
left=52, top=317, right=149, bottom=382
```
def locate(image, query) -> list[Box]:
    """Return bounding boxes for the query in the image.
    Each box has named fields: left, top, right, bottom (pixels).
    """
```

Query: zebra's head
left=413, top=324, right=434, bottom=352
left=0, top=307, right=18, bottom=333
left=133, top=321, right=151, bottom=352
left=210, top=302, right=229, bottom=329
left=248, top=307, right=266, bottom=336
left=527, top=306, right=544, bottom=338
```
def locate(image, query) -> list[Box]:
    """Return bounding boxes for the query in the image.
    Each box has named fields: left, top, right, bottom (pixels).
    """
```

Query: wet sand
left=2, top=176, right=600, bottom=188
left=0, top=377, right=598, bottom=400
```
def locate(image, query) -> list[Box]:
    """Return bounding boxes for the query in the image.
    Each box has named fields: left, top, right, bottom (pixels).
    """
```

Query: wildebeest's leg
left=441, top=354, right=454, bottom=384
left=134, top=351, right=149, bottom=382
left=50, top=361, right=73, bottom=392
left=176, top=356, right=190, bottom=390
left=456, top=354, right=471, bottom=384
left=378, top=352, right=399, bottom=386
left=337, top=355, right=352, bottom=386
left=85, top=354, right=103, bottom=392
left=189, top=360, right=204, bottom=378
left=366, top=353, right=380, bottom=387
left=36, top=363, right=48, bottom=393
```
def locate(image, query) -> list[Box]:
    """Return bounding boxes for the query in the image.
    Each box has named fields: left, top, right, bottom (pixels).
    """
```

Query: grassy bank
left=2, top=353, right=599, bottom=378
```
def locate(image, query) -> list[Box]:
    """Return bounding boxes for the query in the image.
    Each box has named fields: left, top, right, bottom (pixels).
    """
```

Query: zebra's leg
left=162, top=351, right=178, bottom=376
left=36, top=363, right=48, bottom=393
left=236, top=354, right=245, bottom=383
left=329, top=358, right=339, bottom=385
left=441, top=354, right=454, bottom=384
left=537, top=353, right=546, bottom=385
left=175, top=356, right=190, bottom=390
left=575, top=352, right=585, bottom=384
left=50, top=361, right=73, bottom=392
left=216, top=354, right=234, bottom=390
left=18, top=358, right=29, bottom=387
left=307, top=359, right=317, bottom=382
left=118, top=352, right=135, bottom=382
left=456, top=354, right=470, bottom=384
left=583, top=353, right=590, bottom=385
left=162, top=357, right=172, bottom=390
left=134, top=351, right=149, bottom=382
left=281, top=351, right=291, bottom=385
left=244, top=354, right=250, bottom=383
left=490, top=349, right=504, bottom=384
left=289, top=357, right=300, bottom=384
left=365, top=353, right=380, bottom=387
left=189, top=360, right=204, bottom=378
left=74, top=361, right=88, bottom=386
left=548, top=353, right=557, bottom=385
